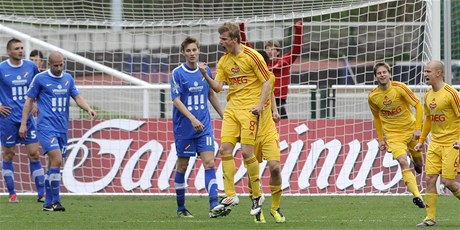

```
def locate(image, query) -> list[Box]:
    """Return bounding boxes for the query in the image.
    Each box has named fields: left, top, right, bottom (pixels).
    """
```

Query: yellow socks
left=425, top=193, right=438, bottom=221
left=245, top=155, right=261, bottom=197
left=453, top=188, right=460, bottom=200
left=270, top=184, right=282, bottom=210
left=222, top=154, right=236, bottom=197
left=402, top=168, right=421, bottom=197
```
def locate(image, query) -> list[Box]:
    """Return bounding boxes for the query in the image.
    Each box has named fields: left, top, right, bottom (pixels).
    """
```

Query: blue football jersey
left=170, top=63, right=213, bottom=139
left=26, top=70, right=79, bottom=133
left=0, top=59, right=39, bottom=123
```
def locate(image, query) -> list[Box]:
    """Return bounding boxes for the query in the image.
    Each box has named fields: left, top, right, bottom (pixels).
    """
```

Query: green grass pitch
left=1, top=195, right=459, bottom=229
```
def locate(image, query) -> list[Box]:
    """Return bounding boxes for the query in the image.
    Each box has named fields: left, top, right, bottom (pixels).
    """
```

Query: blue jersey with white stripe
left=0, top=59, right=39, bottom=123
left=26, top=70, right=79, bottom=133
left=170, top=63, right=213, bottom=139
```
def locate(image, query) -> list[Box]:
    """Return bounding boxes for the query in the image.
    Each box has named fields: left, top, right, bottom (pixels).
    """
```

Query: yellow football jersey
left=215, top=45, right=271, bottom=109
left=257, top=72, right=277, bottom=137
left=368, top=81, right=420, bottom=139
left=423, top=83, right=460, bottom=145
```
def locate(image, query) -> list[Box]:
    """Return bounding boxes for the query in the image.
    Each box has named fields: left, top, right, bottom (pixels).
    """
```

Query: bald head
left=48, top=51, right=64, bottom=76
left=48, top=51, right=63, bottom=63
left=427, top=60, right=444, bottom=74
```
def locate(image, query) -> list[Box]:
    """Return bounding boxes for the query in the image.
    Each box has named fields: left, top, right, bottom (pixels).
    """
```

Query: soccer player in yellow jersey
left=368, top=62, right=425, bottom=209
left=414, top=60, right=460, bottom=227
left=202, top=22, right=272, bottom=217
left=247, top=50, right=285, bottom=224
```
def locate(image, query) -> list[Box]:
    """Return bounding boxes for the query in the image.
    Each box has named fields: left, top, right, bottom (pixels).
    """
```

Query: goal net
left=0, top=0, right=432, bottom=195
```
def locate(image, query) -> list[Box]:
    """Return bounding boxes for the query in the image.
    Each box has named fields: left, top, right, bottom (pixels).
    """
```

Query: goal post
left=0, top=0, right=434, bottom=195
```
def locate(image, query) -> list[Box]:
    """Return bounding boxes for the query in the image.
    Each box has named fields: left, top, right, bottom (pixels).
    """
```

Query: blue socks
left=29, top=160, right=45, bottom=198
left=48, top=167, right=61, bottom=204
left=174, top=171, right=186, bottom=211
left=205, top=168, right=218, bottom=210
left=44, top=172, right=53, bottom=206
left=2, top=161, right=15, bottom=196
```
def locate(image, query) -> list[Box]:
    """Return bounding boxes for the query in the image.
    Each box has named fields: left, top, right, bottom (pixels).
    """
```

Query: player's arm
left=415, top=115, right=431, bottom=151
left=251, top=80, right=271, bottom=115
left=412, top=102, right=423, bottom=140
left=200, top=62, right=224, bottom=93
left=368, top=97, right=387, bottom=152
left=73, top=95, right=96, bottom=118
left=19, top=96, right=34, bottom=139
left=239, top=22, right=253, bottom=48
left=173, top=97, right=204, bottom=132
left=208, top=89, right=224, bottom=119
left=271, top=92, right=280, bottom=123
left=250, top=51, right=272, bottom=115
left=368, top=98, right=384, bottom=141
left=281, top=20, right=304, bottom=65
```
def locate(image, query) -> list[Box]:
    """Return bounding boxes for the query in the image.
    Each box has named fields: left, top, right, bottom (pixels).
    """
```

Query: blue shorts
left=175, top=134, right=215, bottom=157
left=37, top=130, right=68, bottom=157
left=0, top=117, right=38, bottom=147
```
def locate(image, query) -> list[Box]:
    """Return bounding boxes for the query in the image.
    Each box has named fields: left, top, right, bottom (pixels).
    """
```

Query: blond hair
left=218, top=23, right=241, bottom=43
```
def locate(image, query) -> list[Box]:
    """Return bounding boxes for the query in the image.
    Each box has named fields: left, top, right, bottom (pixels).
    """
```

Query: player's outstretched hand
left=453, top=140, right=460, bottom=149
left=414, top=142, right=423, bottom=152
left=87, top=108, right=97, bottom=119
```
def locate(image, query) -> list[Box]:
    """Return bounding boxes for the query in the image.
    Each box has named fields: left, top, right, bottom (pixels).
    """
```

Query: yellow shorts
left=426, top=143, right=460, bottom=179
left=254, top=132, right=280, bottom=163
left=221, top=107, right=259, bottom=145
left=386, top=134, right=422, bottom=159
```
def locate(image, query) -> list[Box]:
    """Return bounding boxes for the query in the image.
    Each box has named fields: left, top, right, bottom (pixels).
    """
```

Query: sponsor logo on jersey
left=383, top=96, right=392, bottom=106
left=188, top=81, right=203, bottom=92
left=231, top=63, right=240, bottom=75
left=429, top=98, right=436, bottom=109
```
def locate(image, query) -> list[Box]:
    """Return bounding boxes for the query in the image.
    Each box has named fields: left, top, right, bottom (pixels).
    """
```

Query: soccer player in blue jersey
left=0, top=38, right=45, bottom=203
left=19, top=51, right=96, bottom=211
left=170, top=37, right=226, bottom=218
left=29, top=49, right=45, bottom=72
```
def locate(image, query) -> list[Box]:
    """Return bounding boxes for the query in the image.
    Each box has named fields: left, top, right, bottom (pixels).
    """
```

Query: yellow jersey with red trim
left=216, top=45, right=271, bottom=109
left=257, top=72, right=277, bottom=136
left=423, top=83, right=460, bottom=145
left=368, top=81, right=420, bottom=138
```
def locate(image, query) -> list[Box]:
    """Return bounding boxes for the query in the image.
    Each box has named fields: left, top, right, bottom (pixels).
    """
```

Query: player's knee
left=2, top=148, right=15, bottom=161
left=219, top=144, right=233, bottom=155
left=396, top=156, right=409, bottom=169
left=28, top=151, right=40, bottom=161
left=269, top=161, right=281, bottom=177
left=201, top=158, right=215, bottom=169
left=175, top=160, right=189, bottom=172
left=270, top=167, right=281, bottom=178
left=201, top=153, right=214, bottom=169
left=176, top=164, right=188, bottom=173
left=441, top=178, right=457, bottom=190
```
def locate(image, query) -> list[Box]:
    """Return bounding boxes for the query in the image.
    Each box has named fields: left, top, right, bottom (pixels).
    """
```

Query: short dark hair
left=257, top=50, right=270, bottom=65
left=6, top=38, right=22, bottom=50
left=29, top=49, right=44, bottom=59
left=181, top=36, right=199, bottom=52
